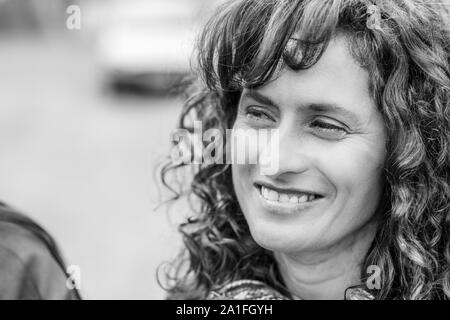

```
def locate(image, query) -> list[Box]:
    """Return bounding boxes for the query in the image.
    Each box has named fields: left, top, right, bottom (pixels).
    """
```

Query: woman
left=159, top=0, right=450, bottom=299
left=0, top=202, right=81, bottom=299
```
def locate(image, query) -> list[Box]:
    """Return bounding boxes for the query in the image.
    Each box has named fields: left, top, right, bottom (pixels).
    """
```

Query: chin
left=247, top=221, right=316, bottom=253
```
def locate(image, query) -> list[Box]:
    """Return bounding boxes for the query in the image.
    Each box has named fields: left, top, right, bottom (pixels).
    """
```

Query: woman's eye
left=310, top=119, right=348, bottom=138
left=245, top=107, right=274, bottom=122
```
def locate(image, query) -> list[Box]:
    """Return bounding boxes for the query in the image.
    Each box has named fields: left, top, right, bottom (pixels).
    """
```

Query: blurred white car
left=95, top=0, right=203, bottom=93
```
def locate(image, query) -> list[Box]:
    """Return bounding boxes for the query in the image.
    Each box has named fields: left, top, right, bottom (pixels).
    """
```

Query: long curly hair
left=158, top=0, right=450, bottom=300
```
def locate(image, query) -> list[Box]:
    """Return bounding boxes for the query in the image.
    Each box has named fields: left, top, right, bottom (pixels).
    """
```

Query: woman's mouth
left=254, top=182, right=325, bottom=214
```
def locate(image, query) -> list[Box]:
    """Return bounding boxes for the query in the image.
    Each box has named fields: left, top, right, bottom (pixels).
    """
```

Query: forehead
left=244, top=35, right=376, bottom=118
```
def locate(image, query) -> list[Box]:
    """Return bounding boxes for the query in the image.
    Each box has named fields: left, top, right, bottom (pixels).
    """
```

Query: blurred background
left=0, top=0, right=223, bottom=299
left=0, top=0, right=448, bottom=300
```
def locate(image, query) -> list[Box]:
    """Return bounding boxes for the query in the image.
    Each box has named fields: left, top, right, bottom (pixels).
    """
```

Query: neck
left=275, top=221, right=378, bottom=300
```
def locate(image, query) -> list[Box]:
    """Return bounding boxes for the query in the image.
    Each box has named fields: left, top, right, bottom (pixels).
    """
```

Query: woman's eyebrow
left=306, top=103, right=360, bottom=124
left=242, top=90, right=279, bottom=108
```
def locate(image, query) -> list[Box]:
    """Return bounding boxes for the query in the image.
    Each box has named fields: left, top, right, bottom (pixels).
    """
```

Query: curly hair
left=158, top=0, right=450, bottom=300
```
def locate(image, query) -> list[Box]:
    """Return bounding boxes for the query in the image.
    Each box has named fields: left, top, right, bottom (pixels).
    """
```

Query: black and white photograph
left=0, top=0, right=449, bottom=306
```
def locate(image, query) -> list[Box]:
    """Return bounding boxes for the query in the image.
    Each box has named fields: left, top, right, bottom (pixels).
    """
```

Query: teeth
left=279, top=194, right=290, bottom=203
left=260, top=186, right=319, bottom=204
left=268, top=190, right=279, bottom=201
left=262, top=187, right=269, bottom=199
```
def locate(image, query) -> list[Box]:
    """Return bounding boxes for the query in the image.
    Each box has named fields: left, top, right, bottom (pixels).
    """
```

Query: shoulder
left=207, top=279, right=289, bottom=300
left=0, top=203, right=78, bottom=299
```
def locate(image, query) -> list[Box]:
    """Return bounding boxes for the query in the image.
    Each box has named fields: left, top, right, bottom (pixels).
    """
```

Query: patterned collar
left=207, top=279, right=375, bottom=300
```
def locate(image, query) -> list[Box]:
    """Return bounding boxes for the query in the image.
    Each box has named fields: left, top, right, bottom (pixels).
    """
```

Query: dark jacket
left=0, top=202, right=80, bottom=299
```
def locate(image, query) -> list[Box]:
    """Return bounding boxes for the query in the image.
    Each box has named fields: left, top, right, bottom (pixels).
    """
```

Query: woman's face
left=231, top=36, right=387, bottom=254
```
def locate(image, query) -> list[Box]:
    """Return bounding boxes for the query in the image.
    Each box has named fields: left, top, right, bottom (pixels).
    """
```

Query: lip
left=253, top=181, right=325, bottom=198
left=253, top=182, right=325, bottom=215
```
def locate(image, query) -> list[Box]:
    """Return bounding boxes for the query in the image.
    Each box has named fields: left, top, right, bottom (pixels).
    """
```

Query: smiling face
left=231, top=36, right=387, bottom=254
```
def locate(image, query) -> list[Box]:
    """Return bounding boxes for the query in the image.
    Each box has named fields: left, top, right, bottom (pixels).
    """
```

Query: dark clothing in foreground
left=0, top=202, right=80, bottom=300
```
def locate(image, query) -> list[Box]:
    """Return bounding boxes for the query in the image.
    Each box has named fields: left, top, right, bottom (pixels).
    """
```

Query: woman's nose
left=259, top=126, right=312, bottom=178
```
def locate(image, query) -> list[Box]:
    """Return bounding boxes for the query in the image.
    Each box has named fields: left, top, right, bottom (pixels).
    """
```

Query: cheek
left=231, top=164, right=254, bottom=219
left=230, top=119, right=261, bottom=198
left=323, top=139, right=386, bottom=212
left=231, top=164, right=251, bottom=196
left=231, top=164, right=240, bottom=190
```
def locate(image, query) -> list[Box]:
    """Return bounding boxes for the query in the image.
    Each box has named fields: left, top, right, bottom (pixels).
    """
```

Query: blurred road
left=0, top=35, right=183, bottom=299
